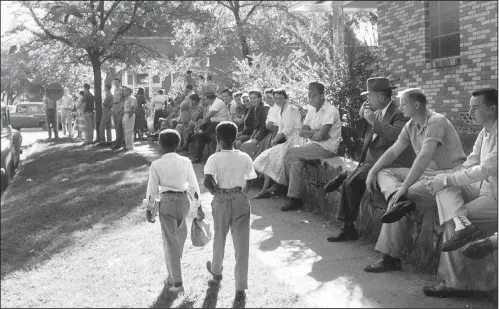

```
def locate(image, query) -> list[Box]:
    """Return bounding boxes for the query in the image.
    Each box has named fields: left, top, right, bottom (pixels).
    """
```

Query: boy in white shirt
left=145, top=129, right=203, bottom=299
left=204, top=121, right=257, bottom=304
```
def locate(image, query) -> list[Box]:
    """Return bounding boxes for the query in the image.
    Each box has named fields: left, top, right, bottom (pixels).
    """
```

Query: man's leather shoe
left=327, top=225, right=358, bottom=242
left=422, top=282, right=477, bottom=298
left=380, top=199, right=415, bottom=223
left=364, top=255, right=401, bottom=273
left=324, top=171, right=348, bottom=193
left=281, top=199, right=302, bottom=212
left=462, top=237, right=495, bottom=260
left=441, top=224, right=482, bottom=252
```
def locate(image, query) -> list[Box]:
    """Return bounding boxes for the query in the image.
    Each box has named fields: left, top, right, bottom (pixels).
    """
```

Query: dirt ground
left=0, top=140, right=496, bottom=308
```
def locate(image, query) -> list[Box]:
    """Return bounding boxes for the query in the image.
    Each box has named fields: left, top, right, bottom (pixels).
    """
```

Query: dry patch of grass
left=1, top=141, right=304, bottom=308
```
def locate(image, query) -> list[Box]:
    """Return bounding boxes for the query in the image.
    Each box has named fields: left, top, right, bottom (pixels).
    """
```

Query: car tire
left=1, top=166, right=10, bottom=194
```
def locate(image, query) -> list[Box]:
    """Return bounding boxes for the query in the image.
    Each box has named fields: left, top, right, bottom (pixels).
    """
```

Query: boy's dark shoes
left=364, top=254, right=401, bottom=273
left=146, top=210, right=155, bottom=223
left=281, top=198, right=302, bottom=212
left=206, top=261, right=223, bottom=281
left=233, top=290, right=246, bottom=307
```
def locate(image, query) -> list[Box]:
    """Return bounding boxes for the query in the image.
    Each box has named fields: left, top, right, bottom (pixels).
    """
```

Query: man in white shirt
left=152, top=90, right=166, bottom=129
left=145, top=129, right=201, bottom=297
left=60, top=87, right=74, bottom=138
left=191, top=92, right=230, bottom=163
left=279, top=82, right=341, bottom=211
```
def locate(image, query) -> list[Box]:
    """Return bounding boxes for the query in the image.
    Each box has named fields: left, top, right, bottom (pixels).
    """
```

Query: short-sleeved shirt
left=398, top=109, right=466, bottom=171
left=209, top=98, right=230, bottom=123
left=229, top=100, right=238, bottom=115
left=302, top=102, right=342, bottom=154
left=44, top=97, right=56, bottom=110
left=204, top=150, right=257, bottom=189
left=265, top=104, right=280, bottom=125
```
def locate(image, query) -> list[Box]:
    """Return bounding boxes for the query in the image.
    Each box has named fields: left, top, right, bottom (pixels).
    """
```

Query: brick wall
left=378, top=0, right=498, bottom=134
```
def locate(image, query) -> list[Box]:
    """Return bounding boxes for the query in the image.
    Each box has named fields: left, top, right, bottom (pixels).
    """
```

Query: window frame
left=428, top=1, right=460, bottom=60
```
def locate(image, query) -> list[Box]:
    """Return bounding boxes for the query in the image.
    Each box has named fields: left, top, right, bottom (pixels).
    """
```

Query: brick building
left=290, top=0, right=498, bottom=134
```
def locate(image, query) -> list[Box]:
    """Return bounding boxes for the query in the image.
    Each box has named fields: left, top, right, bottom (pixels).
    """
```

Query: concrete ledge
left=301, top=157, right=441, bottom=272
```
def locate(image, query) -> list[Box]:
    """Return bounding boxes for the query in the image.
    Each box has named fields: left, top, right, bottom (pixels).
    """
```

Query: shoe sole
left=380, top=203, right=415, bottom=224
left=441, top=229, right=483, bottom=252
left=364, top=265, right=402, bottom=273
left=327, top=236, right=359, bottom=242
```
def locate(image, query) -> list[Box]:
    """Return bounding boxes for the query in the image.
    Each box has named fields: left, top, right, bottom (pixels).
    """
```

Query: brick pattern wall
left=378, top=1, right=498, bottom=134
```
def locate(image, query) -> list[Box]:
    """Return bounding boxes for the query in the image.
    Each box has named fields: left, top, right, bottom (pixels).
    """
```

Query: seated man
left=325, top=77, right=416, bottom=242
left=279, top=82, right=342, bottom=212
left=423, top=88, right=497, bottom=297
left=364, top=88, right=466, bottom=273
left=191, top=92, right=230, bottom=163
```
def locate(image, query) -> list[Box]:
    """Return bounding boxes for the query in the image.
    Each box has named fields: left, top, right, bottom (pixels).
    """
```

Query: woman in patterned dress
left=74, top=90, right=86, bottom=140
left=252, top=89, right=305, bottom=199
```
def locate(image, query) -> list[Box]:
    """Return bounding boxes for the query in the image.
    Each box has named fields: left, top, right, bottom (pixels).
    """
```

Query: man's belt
left=161, top=190, right=187, bottom=195
left=217, top=187, right=243, bottom=193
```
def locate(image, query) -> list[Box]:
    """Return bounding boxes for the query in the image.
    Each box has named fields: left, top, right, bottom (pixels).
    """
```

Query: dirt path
left=1, top=141, right=495, bottom=308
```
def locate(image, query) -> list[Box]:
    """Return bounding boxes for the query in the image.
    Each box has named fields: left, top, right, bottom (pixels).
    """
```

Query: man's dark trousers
left=336, top=163, right=373, bottom=222
left=193, top=121, right=219, bottom=159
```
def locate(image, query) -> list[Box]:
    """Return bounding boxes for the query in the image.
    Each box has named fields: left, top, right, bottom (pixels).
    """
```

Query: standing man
left=111, top=78, right=125, bottom=149
left=122, top=86, right=137, bottom=150
left=82, top=83, right=95, bottom=146
left=279, top=82, right=342, bottom=211
left=325, top=77, right=415, bottom=242
left=422, top=88, right=497, bottom=297
left=363, top=88, right=466, bottom=273
left=99, top=84, right=114, bottom=145
left=43, top=95, right=59, bottom=140
left=185, top=70, right=195, bottom=88
left=60, top=87, right=74, bottom=138
left=152, top=89, right=167, bottom=130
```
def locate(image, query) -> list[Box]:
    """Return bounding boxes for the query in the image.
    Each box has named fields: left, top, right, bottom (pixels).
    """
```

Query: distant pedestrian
left=82, top=83, right=95, bottom=146
left=111, top=78, right=125, bottom=149
left=145, top=129, right=202, bottom=299
left=43, top=95, right=59, bottom=140
left=135, top=87, right=147, bottom=140
left=60, top=87, right=74, bottom=138
left=99, top=84, right=114, bottom=145
left=74, top=90, right=86, bottom=140
left=122, top=86, right=137, bottom=150
left=203, top=121, right=257, bottom=304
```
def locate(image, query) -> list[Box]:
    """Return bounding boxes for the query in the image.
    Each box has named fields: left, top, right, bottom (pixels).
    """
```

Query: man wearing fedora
left=324, top=77, right=415, bottom=242
left=363, top=88, right=466, bottom=273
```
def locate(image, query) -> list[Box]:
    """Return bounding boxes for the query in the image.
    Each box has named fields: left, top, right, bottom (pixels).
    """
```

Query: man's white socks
left=453, top=216, right=471, bottom=231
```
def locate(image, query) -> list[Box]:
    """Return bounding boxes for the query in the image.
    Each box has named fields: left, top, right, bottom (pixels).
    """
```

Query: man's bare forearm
left=299, top=129, right=317, bottom=139
left=402, top=154, right=432, bottom=189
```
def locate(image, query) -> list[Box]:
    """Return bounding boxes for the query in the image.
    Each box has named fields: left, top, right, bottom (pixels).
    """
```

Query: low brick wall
left=301, top=157, right=442, bottom=272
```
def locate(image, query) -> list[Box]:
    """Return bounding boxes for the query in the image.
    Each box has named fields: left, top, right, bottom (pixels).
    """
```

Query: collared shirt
left=152, top=95, right=165, bottom=110
left=44, top=97, right=56, bottom=110
left=209, top=98, right=230, bottom=122
left=450, top=120, right=497, bottom=199
left=123, top=95, right=137, bottom=114
left=398, top=109, right=466, bottom=171
left=372, top=101, right=392, bottom=140
left=265, top=104, right=280, bottom=125
left=113, top=87, right=123, bottom=103
left=60, top=94, right=74, bottom=109
left=302, top=102, right=342, bottom=154
left=103, top=91, right=114, bottom=109
left=204, top=150, right=257, bottom=189
left=146, top=152, right=200, bottom=202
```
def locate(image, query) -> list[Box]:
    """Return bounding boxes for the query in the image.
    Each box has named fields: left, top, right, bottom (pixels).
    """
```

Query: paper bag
left=191, top=218, right=211, bottom=247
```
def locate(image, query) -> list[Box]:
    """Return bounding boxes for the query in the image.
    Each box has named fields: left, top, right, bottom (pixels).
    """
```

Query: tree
left=5, top=0, right=196, bottom=141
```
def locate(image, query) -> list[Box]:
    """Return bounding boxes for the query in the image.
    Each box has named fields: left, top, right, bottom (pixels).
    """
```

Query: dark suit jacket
left=355, top=102, right=415, bottom=168
left=253, top=102, right=270, bottom=141
left=241, top=106, right=255, bottom=135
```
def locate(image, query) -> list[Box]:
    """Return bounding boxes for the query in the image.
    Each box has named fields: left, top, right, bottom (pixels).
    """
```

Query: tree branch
left=242, top=2, right=262, bottom=24
left=217, top=1, right=232, bottom=11
left=26, top=5, right=74, bottom=47
left=101, top=0, right=121, bottom=30
left=89, top=1, right=98, bottom=26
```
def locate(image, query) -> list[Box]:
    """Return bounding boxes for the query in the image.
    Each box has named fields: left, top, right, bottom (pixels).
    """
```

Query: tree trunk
left=232, top=10, right=252, bottom=66
left=91, top=54, right=102, bottom=142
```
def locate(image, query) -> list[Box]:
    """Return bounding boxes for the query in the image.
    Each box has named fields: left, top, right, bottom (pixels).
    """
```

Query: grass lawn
left=1, top=141, right=303, bottom=308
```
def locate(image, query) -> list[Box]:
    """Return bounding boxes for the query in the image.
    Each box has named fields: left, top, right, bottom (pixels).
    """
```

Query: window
left=1, top=110, right=7, bottom=129
left=429, top=1, right=460, bottom=60
left=152, top=74, right=160, bottom=84
left=127, top=74, right=134, bottom=85
left=136, top=73, right=148, bottom=85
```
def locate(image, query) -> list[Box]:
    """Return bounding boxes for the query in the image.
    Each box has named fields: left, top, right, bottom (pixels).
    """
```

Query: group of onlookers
left=162, top=73, right=497, bottom=298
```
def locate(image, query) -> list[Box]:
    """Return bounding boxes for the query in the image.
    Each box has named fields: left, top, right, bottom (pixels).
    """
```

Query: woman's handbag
left=191, top=218, right=211, bottom=247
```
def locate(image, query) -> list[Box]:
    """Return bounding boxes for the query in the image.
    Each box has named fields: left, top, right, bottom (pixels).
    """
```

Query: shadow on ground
left=1, top=140, right=151, bottom=279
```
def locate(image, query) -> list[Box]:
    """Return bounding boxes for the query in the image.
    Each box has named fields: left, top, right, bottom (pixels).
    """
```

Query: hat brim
left=361, top=86, right=397, bottom=95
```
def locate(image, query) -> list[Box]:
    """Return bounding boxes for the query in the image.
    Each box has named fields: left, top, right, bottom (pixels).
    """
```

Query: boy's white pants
left=211, top=191, right=250, bottom=291
left=159, top=192, right=190, bottom=284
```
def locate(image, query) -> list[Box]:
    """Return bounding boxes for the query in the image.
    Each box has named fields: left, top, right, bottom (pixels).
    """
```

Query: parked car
left=8, top=102, right=62, bottom=131
left=1, top=105, right=22, bottom=194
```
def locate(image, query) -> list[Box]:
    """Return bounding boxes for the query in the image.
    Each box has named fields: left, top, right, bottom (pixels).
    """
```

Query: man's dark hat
left=361, top=77, right=397, bottom=95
